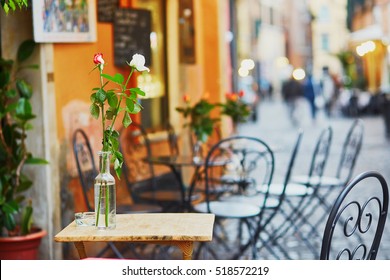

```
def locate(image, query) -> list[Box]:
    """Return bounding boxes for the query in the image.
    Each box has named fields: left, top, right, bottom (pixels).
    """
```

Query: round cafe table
left=145, top=155, right=227, bottom=211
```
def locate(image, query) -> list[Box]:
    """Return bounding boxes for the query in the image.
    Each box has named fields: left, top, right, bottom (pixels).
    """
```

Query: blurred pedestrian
left=320, top=66, right=336, bottom=117
left=282, top=75, right=304, bottom=125
left=303, top=73, right=318, bottom=121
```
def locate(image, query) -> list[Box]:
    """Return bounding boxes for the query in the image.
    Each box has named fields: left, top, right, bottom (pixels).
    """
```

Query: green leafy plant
left=1, top=0, right=28, bottom=14
left=176, top=96, right=219, bottom=143
left=90, top=53, right=149, bottom=178
left=219, top=91, right=251, bottom=124
left=0, top=40, right=48, bottom=237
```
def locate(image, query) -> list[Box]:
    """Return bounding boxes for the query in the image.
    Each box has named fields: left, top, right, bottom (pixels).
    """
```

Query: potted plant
left=0, top=39, right=48, bottom=259
left=176, top=95, right=219, bottom=160
left=219, top=90, right=251, bottom=135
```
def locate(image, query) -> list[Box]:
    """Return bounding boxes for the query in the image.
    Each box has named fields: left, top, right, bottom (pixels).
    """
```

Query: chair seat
left=256, top=183, right=314, bottom=196
left=291, top=175, right=342, bottom=187
left=193, top=201, right=260, bottom=218
left=117, top=204, right=162, bottom=214
left=219, top=194, right=280, bottom=208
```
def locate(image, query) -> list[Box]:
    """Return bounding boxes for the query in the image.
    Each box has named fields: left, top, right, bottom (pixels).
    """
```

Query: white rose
left=129, top=54, right=150, bottom=72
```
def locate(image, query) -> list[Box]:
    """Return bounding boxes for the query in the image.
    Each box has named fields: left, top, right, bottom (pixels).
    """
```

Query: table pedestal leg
left=74, top=241, right=87, bottom=259
left=172, top=241, right=194, bottom=260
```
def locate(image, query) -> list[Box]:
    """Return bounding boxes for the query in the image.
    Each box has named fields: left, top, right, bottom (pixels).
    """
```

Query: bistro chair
left=192, top=135, right=275, bottom=259
left=292, top=119, right=364, bottom=204
left=248, top=130, right=303, bottom=259
left=257, top=126, right=333, bottom=258
left=293, top=119, right=364, bottom=242
left=72, top=128, right=161, bottom=258
left=119, top=123, right=202, bottom=212
left=320, top=170, right=389, bottom=260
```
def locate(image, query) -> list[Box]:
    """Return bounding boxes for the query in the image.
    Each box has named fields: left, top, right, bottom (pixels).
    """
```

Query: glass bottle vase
left=192, top=140, right=203, bottom=163
left=94, top=151, right=116, bottom=229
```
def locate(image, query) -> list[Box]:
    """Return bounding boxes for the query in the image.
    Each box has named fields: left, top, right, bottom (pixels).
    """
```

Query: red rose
left=93, top=53, right=104, bottom=65
left=183, top=94, right=191, bottom=103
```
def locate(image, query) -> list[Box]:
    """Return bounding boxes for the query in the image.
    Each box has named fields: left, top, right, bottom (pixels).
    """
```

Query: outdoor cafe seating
left=68, top=120, right=389, bottom=260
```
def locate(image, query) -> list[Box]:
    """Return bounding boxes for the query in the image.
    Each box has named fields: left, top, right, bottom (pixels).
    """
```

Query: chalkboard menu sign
left=97, top=0, right=118, bottom=22
left=114, top=9, right=152, bottom=67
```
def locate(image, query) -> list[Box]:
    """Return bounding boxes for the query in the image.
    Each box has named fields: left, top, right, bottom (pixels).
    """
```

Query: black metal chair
left=72, top=128, right=161, bottom=258
left=292, top=119, right=364, bottom=199
left=251, top=130, right=304, bottom=259
left=192, top=135, right=275, bottom=259
left=320, top=170, right=389, bottom=260
left=119, top=123, right=202, bottom=212
left=258, top=126, right=333, bottom=258
left=294, top=120, right=364, bottom=244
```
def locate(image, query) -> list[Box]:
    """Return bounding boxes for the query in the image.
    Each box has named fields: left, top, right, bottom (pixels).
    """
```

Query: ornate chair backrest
left=307, top=126, right=333, bottom=180
left=72, top=128, right=97, bottom=212
left=336, top=119, right=364, bottom=185
left=203, top=136, right=275, bottom=213
left=320, top=171, right=389, bottom=260
left=119, top=123, right=156, bottom=200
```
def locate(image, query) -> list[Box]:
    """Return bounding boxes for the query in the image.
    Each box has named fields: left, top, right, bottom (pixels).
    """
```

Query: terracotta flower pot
left=0, top=229, right=47, bottom=260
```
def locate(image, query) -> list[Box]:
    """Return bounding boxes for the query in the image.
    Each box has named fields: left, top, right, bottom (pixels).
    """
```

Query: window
left=318, top=5, right=330, bottom=23
left=135, top=0, right=168, bottom=130
left=321, top=33, right=329, bottom=51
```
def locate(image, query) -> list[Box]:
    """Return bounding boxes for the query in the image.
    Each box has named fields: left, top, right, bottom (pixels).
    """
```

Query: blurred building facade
left=309, top=0, right=349, bottom=79
left=346, top=0, right=390, bottom=93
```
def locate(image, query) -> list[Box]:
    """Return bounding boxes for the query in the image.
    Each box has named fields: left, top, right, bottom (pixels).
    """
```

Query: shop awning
left=349, top=25, right=387, bottom=43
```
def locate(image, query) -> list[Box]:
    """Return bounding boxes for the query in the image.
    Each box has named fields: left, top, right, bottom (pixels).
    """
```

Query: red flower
left=183, top=94, right=191, bottom=103
left=238, top=90, right=245, bottom=98
left=93, top=53, right=104, bottom=67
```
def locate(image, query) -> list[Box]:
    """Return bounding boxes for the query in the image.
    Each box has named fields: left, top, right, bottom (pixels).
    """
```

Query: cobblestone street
left=233, top=97, right=390, bottom=260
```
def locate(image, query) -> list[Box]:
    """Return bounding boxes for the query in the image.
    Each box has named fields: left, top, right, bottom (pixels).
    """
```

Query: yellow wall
left=200, top=0, right=220, bottom=105
left=54, top=23, right=116, bottom=140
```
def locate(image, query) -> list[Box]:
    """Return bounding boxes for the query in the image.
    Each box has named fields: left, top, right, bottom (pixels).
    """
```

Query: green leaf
left=126, top=98, right=134, bottom=112
left=2, top=3, right=9, bottom=14
left=16, top=79, right=32, bottom=98
left=122, top=112, right=132, bottom=128
left=21, top=203, right=33, bottom=235
left=90, top=103, right=100, bottom=119
left=129, top=87, right=146, bottom=97
left=130, top=103, right=142, bottom=114
left=107, top=93, right=118, bottom=108
left=2, top=200, right=19, bottom=214
left=90, top=93, right=97, bottom=103
left=111, top=130, right=120, bottom=139
left=114, top=159, right=122, bottom=178
left=109, top=135, right=119, bottom=151
left=4, top=213, right=16, bottom=231
left=113, top=73, right=124, bottom=84
left=96, top=88, right=106, bottom=103
left=17, top=40, right=36, bottom=63
left=15, top=179, right=32, bottom=193
left=105, top=109, right=114, bottom=120
left=5, top=89, right=16, bottom=98
left=25, top=157, right=49, bottom=164
left=15, top=97, right=32, bottom=117
left=101, top=73, right=124, bottom=84
left=0, top=70, right=10, bottom=88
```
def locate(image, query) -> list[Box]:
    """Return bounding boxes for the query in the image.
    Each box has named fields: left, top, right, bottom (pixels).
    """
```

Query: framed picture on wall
left=179, top=0, right=196, bottom=64
left=32, top=0, right=97, bottom=43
